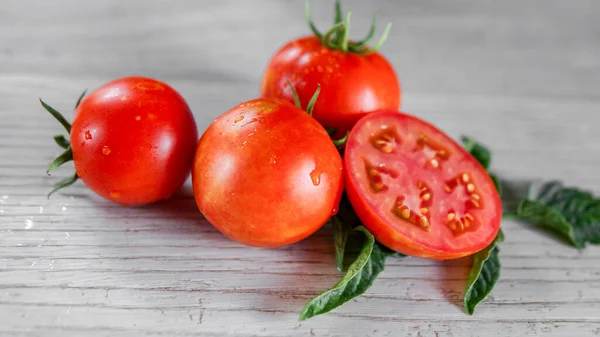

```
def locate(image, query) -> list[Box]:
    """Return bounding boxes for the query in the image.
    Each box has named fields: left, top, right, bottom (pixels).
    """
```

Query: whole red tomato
left=192, top=98, right=344, bottom=248
left=261, top=2, right=400, bottom=137
left=41, top=76, right=198, bottom=205
left=344, top=111, right=502, bottom=259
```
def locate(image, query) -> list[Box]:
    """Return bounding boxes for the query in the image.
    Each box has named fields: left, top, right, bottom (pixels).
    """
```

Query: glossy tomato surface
left=345, top=111, right=501, bottom=259
left=192, top=98, right=344, bottom=248
left=71, top=76, right=198, bottom=205
left=261, top=36, right=400, bottom=137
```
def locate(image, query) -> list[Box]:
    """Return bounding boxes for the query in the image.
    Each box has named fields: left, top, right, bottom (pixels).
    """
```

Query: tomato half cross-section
left=344, top=111, right=502, bottom=259
left=192, top=98, right=344, bottom=248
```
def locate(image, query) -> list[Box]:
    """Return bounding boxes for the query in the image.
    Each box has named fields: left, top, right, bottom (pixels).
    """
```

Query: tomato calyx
left=287, top=80, right=321, bottom=116
left=39, top=90, right=86, bottom=198
left=287, top=81, right=349, bottom=149
left=305, top=0, right=392, bottom=55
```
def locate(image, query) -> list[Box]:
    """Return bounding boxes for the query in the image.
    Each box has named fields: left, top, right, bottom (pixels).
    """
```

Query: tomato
left=344, top=111, right=502, bottom=259
left=192, top=98, right=344, bottom=248
left=43, top=76, right=198, bottom=205
left=260, top=3, right=400, bottom=137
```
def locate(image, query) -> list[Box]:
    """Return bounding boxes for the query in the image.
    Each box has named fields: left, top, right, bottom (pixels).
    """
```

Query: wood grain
left=1, top=0, right=600, bottom=336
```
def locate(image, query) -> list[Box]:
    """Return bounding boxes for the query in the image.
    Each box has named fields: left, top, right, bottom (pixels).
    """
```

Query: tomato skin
left=261, top=36, right=400, bottom=137
left=344, top=111, right=502, bottom=260
left=71, top=77, right=198, bottom=205
left=192, top=98, right=344, bottom=248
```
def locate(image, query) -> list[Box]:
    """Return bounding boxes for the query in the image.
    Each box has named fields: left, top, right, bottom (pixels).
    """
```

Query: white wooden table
left=1, top=1, right=599, bottom=336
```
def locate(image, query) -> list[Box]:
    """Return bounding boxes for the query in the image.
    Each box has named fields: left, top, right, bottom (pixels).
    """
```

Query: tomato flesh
left=71, top=77, right=198, bottom=205
left=345, top=111, right=502, bottom=259
left=192, top=98, right=344, bottom=248
left=261, top=36, right=401, bottom=137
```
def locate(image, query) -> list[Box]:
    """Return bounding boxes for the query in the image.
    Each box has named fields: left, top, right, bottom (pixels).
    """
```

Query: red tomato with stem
left=344, top=111, right=502, bottom=259
left=41, top=76, right=198, bottom=205
left=192, top=97, right=344, bottom=248
left=261, top=1, right=400, bottom=137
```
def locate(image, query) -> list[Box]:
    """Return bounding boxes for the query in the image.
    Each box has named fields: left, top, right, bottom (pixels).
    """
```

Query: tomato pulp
left=344, top=111, right=502, bottom=259
left=70, top=76, right=198, bottom=205
left=192, top=98, right=344, bottom=248
left=261, top=36, right=400, bottom=137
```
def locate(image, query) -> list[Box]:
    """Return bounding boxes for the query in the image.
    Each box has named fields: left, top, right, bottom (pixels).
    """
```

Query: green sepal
left=53, top=135, right=70, bottom=149
left=349, top=22, right=392, bottom=55
left=287, top=80, right=302, bottom=109
left=75, top=89, right=87, bottom=109
left=332, top=131, right=349, bottom=149
left=305, top=0, right=391, bottom=55
left=46, top=147, right=74, bottom=175
left=305, top=1, right=323, bottom=40
left=40, top=99, right=72, bottom=133
left=305, top=84, right=321, bottom=116
left=47, top=173, right=79, bottom=198
left=351, top=13, right=378, bottom=49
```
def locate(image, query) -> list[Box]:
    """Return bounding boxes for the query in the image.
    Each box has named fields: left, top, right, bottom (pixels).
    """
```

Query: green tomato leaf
left=490, top=174, right=503, bottom=197
left=53, top=135, right=70, bottom=149
left=461, top=136, right=502, bottom=196
left=461, top=135, right=504, bottom=315
left=515, top=181, right=600, bottom=248
left=461, top=135, right=491, bottom=170
left=331, top=216, right=349, bottom=272
left=299, top=226, right=388, bottom=320
left=464, top=229, right=504, bottom=315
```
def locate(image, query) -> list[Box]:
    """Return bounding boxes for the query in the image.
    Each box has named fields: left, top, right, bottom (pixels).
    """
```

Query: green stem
left=340, top=11, right=352, bottom=52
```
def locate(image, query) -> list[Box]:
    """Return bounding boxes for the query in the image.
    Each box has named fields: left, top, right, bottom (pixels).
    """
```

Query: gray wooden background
left=1, top=0, right=599, bottom=336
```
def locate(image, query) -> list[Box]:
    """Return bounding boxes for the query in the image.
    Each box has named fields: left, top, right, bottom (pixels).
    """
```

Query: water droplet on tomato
left=325, top=66, right=333, bottom=73
left=310, top=170, right=321, bottom=186
left=110, top=191, right=121, bottom=199
left=331, top=207, right=338, bottom=215
left=102, top=146, right=111, bottom=155
left=84, top=130, right=92, bottom=140
left=317, top=65, right=324, bottom=73
left=135, top=115, right=141, bottom=121
left=234, top=115, right=245, bottom=124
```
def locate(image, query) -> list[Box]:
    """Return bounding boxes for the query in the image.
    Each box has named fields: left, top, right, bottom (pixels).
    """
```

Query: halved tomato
left=344, top=111, right=502, bottom=259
